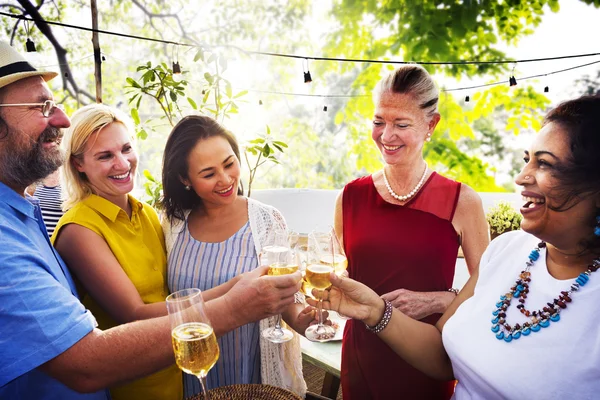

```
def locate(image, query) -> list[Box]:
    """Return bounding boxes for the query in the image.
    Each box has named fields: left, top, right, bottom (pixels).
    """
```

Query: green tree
left=321, top=0, right=597, bottom=190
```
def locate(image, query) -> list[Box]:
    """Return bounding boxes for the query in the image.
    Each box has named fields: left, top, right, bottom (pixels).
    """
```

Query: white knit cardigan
left=162, top=197, right=307, bottom=397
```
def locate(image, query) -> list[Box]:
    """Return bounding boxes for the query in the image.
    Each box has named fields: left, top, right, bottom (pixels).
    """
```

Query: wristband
left=365, top=299, right=393, bottom=334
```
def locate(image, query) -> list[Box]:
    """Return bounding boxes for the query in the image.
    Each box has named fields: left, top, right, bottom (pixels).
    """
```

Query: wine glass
left=304, top=230, right=337, bottom=342
left=167, top=288, right=219, bottom=400
left=261, top=229, right=298, bottom=343
left=319, top=227, right=350, bottom=320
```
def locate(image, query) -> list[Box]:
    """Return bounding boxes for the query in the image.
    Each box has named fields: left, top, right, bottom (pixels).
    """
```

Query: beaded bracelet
left=448, top=288, right=459, bottom=296
left=365, top=299, right=393, bottom=334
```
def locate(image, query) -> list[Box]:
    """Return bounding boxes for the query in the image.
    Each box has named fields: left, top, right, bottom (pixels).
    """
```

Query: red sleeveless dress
left=341, top=172, right=460, bottom=399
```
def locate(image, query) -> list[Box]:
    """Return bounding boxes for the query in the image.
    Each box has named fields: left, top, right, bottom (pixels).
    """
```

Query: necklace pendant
left=490, top=242, right=599, bottom=343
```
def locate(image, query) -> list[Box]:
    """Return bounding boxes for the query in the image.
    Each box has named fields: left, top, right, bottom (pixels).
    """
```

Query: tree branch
left=16, top=0, right=94, bottom=104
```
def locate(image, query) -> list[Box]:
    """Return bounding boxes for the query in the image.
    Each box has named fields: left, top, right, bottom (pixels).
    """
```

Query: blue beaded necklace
left=491, top=241, right=600, bottom=342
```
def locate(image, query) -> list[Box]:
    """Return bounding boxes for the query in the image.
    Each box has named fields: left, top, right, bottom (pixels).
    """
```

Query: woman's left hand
left=293, top=305, right=329, bottom=332
left=381, top=289, right=451, bottom=320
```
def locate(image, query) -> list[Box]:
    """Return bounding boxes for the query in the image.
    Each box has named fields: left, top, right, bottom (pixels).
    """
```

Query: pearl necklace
left=491, top=241, right=599, bottom=342
left=382, top=162, right=428, bottom=202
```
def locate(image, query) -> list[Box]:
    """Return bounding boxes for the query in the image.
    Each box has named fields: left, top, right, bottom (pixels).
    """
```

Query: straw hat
left=0, top=41, right=57, bottom=90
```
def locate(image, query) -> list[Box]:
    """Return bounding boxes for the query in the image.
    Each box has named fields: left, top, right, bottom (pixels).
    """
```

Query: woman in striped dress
left=161, top=116, right=312, bottom=398
left=33, top=170, right=64, bottom=237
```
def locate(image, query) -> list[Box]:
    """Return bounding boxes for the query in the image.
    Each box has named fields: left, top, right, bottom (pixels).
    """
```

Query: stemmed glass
left=261, top=229, right=298, bottom=343
left=304, top=229, right=337, bottom=342
left=167, top=288, right=219, bottom=400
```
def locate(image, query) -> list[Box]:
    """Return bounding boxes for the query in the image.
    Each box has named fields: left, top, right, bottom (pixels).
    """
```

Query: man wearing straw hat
left=0, top=42, right=302, bottom=400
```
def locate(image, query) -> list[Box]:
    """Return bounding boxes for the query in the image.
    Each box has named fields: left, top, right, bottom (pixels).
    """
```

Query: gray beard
left=0, top=126, right=65, bottom=190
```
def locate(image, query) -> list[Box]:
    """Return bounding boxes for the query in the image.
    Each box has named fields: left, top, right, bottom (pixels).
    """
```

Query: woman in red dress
left=334, top=65, right=489, bottom=399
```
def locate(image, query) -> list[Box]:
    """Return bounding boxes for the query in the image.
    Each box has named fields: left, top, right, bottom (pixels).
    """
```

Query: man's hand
left=224, top=266, right=302, bottom=325
left=381, top=289, right=453, bottom=320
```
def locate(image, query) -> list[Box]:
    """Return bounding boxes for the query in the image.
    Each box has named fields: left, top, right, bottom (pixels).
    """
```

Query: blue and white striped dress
left=167, top=220, right=261, bottom=397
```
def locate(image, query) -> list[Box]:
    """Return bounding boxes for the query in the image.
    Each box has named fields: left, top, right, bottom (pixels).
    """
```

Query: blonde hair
left=61, top=103, right=133, bottom=211
left=373, top=64, right=439, bottom=120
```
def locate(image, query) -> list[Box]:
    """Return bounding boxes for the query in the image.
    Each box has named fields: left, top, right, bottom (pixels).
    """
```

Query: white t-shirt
left=443, top=230, right=600, bottom=399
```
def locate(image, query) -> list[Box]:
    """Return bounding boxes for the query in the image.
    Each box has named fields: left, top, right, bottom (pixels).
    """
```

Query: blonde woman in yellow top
left=51, top=103, right=183, bottom=400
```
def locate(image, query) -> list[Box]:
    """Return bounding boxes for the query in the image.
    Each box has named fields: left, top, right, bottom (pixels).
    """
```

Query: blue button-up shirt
left=0, top=182, right=108, bottom=399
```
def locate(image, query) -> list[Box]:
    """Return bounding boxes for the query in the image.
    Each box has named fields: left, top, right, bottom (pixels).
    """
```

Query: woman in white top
left=161, top=115, right=315, bottom=397
left=312, top=95, right=600, bottom=399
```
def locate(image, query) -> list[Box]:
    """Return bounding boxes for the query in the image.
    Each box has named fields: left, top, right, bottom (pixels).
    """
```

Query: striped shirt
left=33, top=185, right=63, bottom=237
left=168, top=220, right=261, bottom=397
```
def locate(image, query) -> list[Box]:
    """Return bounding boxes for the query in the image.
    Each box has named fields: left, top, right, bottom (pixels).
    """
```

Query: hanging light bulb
left=323, top=105, right=328, bottom=112
left=25, top=38, right=36, bottom=52
left=172, top=61, right=181, bottom=74
left=465, top=95, right=470, bottom=102
left=544, top=86, right=549, bottom=93
left=509, top=76, right=517, bottom=87
left=259, top=99, right=263, bottom=105
left=304, top=70, right=312, bottom=83
left=24, top=22, right=36, bottom=52
left=303, top=58, right=312, bottom=83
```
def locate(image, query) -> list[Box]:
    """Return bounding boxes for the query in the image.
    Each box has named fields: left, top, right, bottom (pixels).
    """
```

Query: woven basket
left=187, top=384, right=303, bottom=400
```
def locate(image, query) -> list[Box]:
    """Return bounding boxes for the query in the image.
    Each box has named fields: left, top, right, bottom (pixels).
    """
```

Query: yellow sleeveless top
left=52, top=194, right=182, bottom=400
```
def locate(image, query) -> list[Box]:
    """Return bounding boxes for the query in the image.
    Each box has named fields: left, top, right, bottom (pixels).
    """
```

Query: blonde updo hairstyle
left=373, top=64, right=440, bottom=122
left=61, top=103, right=134, bottom=211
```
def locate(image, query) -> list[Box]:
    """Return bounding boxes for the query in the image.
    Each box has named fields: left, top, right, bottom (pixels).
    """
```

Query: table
left=300, top=336, right=341, bottom=398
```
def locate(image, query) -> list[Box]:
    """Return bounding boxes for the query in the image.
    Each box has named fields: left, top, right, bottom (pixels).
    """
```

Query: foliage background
left=1, top=0, right=599, bottom=199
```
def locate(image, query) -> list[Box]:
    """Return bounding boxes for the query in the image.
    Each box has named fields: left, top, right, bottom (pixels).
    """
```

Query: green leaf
left=130, top=108, right=140, bottom=125
left=204, top=72, right=214, bottom=84
left=169, top=91, right=177, bottom=102
left=143, top=169, right=156, bottom=182
left=263, top=143, right=272, bottom=156
left=266, top=125, right=271, bottom=135
left=137, top=128, right=148, bottom=140
left=126, top=77, right=141, bottom=88
left=233, top=90, right=248, bottom=99
left=219, top=55, right=228, bottom=71
left=207, top=53, right=217, bottom=64
left=273, top=141, right=288, bottom=148
left=187, top=97, right=197, bottom=110
left=194, top=48, right=204, bottom=62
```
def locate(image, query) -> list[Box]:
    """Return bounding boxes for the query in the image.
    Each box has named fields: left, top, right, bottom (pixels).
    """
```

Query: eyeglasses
left=0, top=99, right=64, bottom=118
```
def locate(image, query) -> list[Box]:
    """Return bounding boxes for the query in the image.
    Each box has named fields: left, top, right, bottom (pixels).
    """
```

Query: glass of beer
left=167, top=288, right=219, bottom=400
left=305, top=231, right=337, bottom=342
left=261, top=230, right=298, bottom=343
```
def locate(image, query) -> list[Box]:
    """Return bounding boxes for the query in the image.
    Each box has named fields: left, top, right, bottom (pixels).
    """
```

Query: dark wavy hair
left=543, top=95, right=600, bottom=252
left=161, top=115, right=243, bottom=223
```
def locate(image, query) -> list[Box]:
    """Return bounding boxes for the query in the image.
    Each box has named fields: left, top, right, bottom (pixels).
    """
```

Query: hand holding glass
left=261, top=230, right=298, bottom=343
left=304, top=230, right=337, bottom=342
left=167, top=288, right=219, bottom=400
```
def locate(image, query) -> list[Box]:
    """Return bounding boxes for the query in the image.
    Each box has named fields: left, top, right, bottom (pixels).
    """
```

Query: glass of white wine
left=261, top=230, right=298, bottom=343
left=167, top=288, right=219, bottom=400
left=304, top=230, right=337, bottom=342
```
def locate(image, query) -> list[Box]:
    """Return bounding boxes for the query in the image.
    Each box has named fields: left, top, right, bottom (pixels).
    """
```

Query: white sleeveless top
left=443, top=230, right=600, bottom=399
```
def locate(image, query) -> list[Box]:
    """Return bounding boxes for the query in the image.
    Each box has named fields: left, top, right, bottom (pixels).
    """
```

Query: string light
left=4, top=11, right=600, bottom=67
